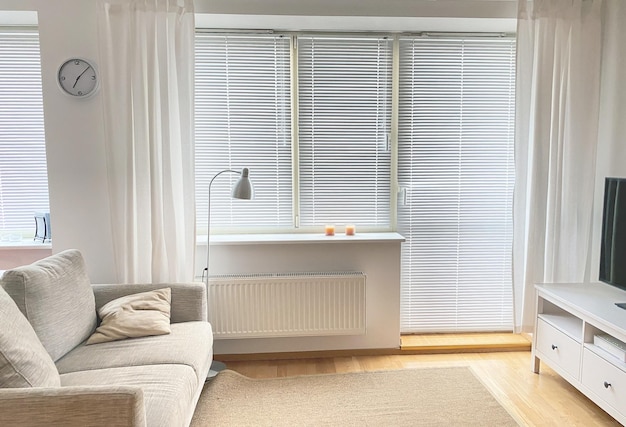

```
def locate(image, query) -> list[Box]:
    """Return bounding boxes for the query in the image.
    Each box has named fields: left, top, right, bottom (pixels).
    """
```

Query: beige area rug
left=191, top=367, right=519, bottom=426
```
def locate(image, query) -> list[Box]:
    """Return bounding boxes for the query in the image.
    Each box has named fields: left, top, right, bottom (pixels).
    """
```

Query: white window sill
left=198, top=232, right=405, bottom=246
left=0, top=239, right=51, bottom=250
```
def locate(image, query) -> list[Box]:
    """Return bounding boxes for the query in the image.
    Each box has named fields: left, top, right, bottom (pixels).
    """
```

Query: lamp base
left=207, top=360, right=227, bottom=380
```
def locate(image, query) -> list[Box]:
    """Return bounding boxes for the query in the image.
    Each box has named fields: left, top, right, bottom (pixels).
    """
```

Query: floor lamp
left=205, top=167, right=253, bottom=378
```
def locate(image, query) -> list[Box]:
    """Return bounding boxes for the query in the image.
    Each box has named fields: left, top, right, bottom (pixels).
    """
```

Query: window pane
left=0, top=29, right=48, bottom=238
left=398, top=37, right=516, bottom=332
left=195, top=33, right=292, bottom=233
left=297, top=36, right=392, bottom=229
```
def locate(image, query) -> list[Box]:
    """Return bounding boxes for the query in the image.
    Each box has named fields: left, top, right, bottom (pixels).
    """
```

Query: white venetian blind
left=398, top=36, right=516, bottom=332
left=195, top=33, right=292, bottom=233
left=297, top=35, right=392, bottom=228
left=0, top=28, right=48, bottom=236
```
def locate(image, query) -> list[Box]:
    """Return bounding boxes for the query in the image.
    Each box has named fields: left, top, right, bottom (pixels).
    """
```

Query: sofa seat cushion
left=56, top=322, right=213, bottom=382
left=0, top=287, right=60, bottom=388
left=61, top=364, right=197, bottom=427
left=1, top=249, right=97, bottom=361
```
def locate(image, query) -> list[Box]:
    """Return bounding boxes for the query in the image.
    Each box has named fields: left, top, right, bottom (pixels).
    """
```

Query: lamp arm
left=205, top=169, right=242, bottom=286
left=208, top=169, right=241, bottom=189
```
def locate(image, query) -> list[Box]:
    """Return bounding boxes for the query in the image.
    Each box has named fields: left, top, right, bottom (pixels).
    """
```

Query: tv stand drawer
left=582, top=348, right=626, bottom=415
left=536, top=318, right=581, bottom=380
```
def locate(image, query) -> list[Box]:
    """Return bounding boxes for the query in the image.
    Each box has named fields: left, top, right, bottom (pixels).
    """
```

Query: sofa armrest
left=92, top=282, right=207, bottom=322
left=0, top=385, right=146, bottom=427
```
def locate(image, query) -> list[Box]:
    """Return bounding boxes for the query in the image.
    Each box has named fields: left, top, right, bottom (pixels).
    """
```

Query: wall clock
left=57, top=58, right=99, bottom=98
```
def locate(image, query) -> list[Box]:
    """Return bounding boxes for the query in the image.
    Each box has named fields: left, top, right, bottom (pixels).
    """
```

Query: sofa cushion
left=0, top=286, right=60, bottom=388
left=56, top=321, right=213, bottom=382
left=1, top=250, right=97, bottom=362
left=87, top=287, right=172, bottom=345
left=60, top=364, right=197, bottom=427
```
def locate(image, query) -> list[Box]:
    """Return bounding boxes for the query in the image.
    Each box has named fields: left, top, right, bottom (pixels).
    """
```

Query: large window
left=398, top=36, right=516, bottom=332
left=195, top=31, right=516, bottom=332
left=0, top=28, right=48, bottom=239
left=195, top=33, right=392, bottom=233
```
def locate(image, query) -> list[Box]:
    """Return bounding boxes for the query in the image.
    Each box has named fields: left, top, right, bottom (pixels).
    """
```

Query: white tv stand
left=533, top=282, right=626, bottom=424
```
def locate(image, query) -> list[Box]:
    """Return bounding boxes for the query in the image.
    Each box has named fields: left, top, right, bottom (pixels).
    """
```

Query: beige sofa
left=0, top=250, right=213, bottom=427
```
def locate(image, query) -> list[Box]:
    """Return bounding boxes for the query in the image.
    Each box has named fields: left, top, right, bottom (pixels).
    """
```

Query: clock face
left=58, top=58, right=99, bottom=98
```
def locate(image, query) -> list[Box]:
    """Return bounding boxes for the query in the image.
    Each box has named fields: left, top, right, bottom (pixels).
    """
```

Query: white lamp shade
left=232, top=167, right=253, bottom=200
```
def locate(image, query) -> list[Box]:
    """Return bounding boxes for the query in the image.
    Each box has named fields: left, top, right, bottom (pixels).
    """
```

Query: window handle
left=398, top=187, right=408, bottom=207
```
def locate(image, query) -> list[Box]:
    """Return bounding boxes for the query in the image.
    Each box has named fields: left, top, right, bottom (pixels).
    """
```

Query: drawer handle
left=551, top=344, right=558, bottom=350
left=604, top=381, right=612, bottom=389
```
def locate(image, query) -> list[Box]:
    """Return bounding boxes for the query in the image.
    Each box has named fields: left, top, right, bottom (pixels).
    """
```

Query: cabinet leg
left=532, top=355, right=540, bottom=373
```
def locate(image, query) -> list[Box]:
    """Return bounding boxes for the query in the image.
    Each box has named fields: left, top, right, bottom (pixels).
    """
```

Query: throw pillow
left=86, top=288, right=172, bottom=345
left=0, top=286, right=60, bottom=387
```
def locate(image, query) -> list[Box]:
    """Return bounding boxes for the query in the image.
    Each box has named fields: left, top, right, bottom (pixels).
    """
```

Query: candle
left=325, top=225, right=335, bottom=236
left=345, top=224, right=356, bottom=236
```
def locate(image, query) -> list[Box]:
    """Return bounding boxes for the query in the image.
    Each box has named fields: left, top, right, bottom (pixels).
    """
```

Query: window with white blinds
left=297, top=36, right=392, bottom=228
left=398, top=36, right=516, bottom=332
left=195, top=33, right=393, bottom=233
left=0, top=29, right=48, bottom=237
left=195, top=33, right=293, bottom=232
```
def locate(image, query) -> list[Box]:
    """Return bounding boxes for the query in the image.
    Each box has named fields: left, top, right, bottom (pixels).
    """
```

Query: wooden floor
left=224, top=349, right=620, bottom=426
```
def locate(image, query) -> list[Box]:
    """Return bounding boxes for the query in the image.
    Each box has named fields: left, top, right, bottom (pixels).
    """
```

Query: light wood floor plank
left=401, top=332, right=531, bottom=353
left=224, top=351, right=620, bottom=426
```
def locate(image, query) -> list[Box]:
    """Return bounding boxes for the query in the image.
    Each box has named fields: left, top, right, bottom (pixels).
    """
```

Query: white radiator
left=207, top=272, right=366, bottom=339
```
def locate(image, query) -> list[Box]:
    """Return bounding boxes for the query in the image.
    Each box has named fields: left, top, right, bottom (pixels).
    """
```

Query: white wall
left=0, top=0, right=516, bottom=353
left=0, top=246, right=51, bottom=270
left=194, top=0, right=517, bottom=19
left=205, top=237, right=403, bottom=354
left=0, top=0, right=115, bottom=280
left=0, top=0, right=516, bottom=281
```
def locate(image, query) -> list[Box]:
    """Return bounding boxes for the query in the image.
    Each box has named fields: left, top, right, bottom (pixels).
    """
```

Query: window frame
left=397, top=34, right=517, bottom=333
left=0, top=26, right=48, bottom=240
left=193, top=30, right=515, bottom=238
left=194, top=30, right=398, bottom=235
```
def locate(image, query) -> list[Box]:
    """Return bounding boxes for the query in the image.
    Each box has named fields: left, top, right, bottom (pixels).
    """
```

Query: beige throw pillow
left=86, top=288, right=171, bottom=345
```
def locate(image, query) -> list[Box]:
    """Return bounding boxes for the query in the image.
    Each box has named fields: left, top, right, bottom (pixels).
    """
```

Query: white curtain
left=97, top=0, right=195, bottom=283
left=514, top=0, right=603, bottom=331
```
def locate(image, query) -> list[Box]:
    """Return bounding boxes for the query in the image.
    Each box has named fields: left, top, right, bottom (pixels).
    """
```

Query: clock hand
left=73, top=66, right=91, bottom=88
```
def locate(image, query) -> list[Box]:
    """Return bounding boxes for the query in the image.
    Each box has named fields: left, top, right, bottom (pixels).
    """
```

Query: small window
left=0, top=28, right=48, bottom=240
left=195, top=33, right=293, bottom=233
left=297, top=35, right=393, bottom=228
left=194, top=32, right=393, bottom=233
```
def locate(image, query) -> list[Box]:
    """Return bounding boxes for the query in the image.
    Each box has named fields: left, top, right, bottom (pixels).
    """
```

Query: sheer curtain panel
left=97, top=0, right=196, bottom=282
left=514, top=0, right=603, bottom=332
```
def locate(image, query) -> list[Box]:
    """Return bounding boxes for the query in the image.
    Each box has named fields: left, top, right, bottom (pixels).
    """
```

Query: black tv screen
left=600, top=177, right=626, bottom=290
